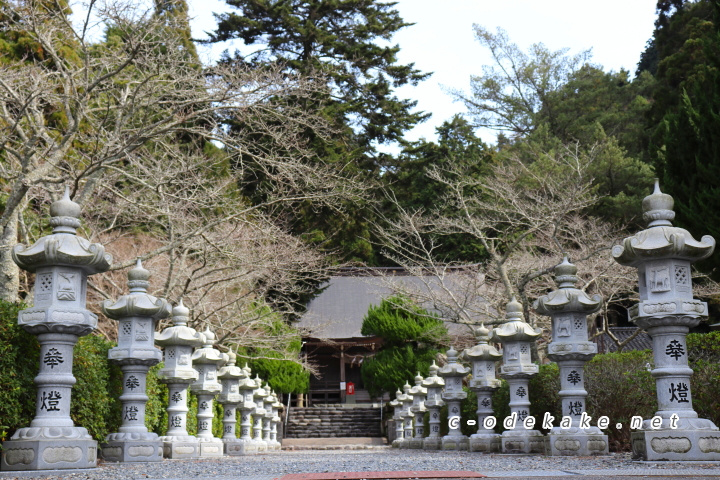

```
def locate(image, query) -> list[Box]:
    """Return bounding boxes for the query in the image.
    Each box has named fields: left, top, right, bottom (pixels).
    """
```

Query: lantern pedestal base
left=101, top=432, right=163, bottom=462
left=423, top=437, right=442, bottom=450
left=408, top=437, right=424, bottom=449
left=469, top=433, right=501, bottom=452
left=391, top=438, right=407, bottom=448
left=442, top=434, right=468, bottom=451
left=197, top=437, right=224, bottom=457
left=224, top=438, right=257, bottom=455
left=501, top=429, right=545, bottom=454
left=546, top=429, right=608, bottom=456
left=631, top=428, right=720, bottom=461
left=160, top=436, right=199, bottom=459
left=1, top=436, right=97, bottom=471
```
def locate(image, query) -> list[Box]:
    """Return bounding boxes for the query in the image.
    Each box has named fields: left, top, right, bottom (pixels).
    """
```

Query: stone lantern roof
left=422, top=361, right=445, bottom=388
left=102, top=259, right=171, bottom=320
left=155, top=300, right=205, bottom=347
left=465, top=324, right=502, bottom=361
left=411, top=372, right=427, bottom=395
left=534, top=258, right=602, bottom=315
left=12, top=187, right=112, bottom=273
left=192, top=328, right=227, bottom=365
left=613, top=180, right=715, bottom=266
left=438, top=347, right=470, bottom=377
left=490, top=298, right=542, bottom=343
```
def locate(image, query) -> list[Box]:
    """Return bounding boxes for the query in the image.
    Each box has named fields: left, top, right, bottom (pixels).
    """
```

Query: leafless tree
left=0, top=0, right=365, bottom=370
left=376, top=143, right=646, bottom=352
left=0, top=0, right=355, bottom=302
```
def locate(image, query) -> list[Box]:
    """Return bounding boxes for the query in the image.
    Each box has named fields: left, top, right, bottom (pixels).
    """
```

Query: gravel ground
left=3, top=449, right=720, bottom=480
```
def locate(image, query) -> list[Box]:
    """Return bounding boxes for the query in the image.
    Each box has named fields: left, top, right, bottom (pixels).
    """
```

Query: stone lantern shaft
left=217, top=351, right=243, bottom=454
left=1, top=188, right=112, bottom=472
left=612, top=180, right=720, bottom=461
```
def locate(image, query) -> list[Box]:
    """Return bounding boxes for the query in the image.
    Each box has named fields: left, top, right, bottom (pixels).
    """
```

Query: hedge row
left=419, top=332, right=720, bottom=452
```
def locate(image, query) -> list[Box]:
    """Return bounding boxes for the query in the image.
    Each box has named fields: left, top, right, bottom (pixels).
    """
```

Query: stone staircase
left=285, top=406, right=382, bottom=438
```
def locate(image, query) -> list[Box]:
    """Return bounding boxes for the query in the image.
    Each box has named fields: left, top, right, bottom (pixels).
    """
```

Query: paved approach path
left=2, top=444, right=720, bottom=480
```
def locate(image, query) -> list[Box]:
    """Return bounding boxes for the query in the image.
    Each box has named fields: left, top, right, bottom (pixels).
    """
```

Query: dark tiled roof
left=297, top=275, right=474, bottom=339
left=594, top=327, right=653, bottom=353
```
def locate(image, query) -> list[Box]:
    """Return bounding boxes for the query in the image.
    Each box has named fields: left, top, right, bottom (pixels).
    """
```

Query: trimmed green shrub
left=0, top=300, right=37, bottom=442
left=145, top=363, right=168, bottom=435
left=71, top=334, right=123, bottom=440
left=585, top=350, right=655, bottom=451
left=361, top=296, right=448, bottom=398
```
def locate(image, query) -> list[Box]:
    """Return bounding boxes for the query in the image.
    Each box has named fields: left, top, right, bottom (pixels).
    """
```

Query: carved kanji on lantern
left=465, top=324, right=502, bottom=453
left=613, top=180, right=720, bottom=461
left=535, top=257, right=608, bottom=456
left=1, top=188, right=112, bottom=472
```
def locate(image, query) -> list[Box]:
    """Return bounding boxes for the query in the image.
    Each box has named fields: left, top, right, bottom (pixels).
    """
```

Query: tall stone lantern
left=191, top=328, right=227, bottom=457
left=400, top=381, right=415, bottom=448
left=408, top=373, right=427, bottom=449
left=492, top=298, right=544, bottom=454
left=262, top=384, right=275, bottom=448
left=271, top=391, right=283, bottom=451
left=465, top=324, right=502, bottom=453
left=217, top=351, right=243, bottom=454
left=1, top=188, right=111, bottom=472
left=422, top=361, right=445, bottom=450
left=102, top=260, right=171, bottom=462
left=390, top=390, right=405, bottom=448
left=535, top=257, right=608, bottom=456
left=155, top=301, right=204, bottom=458
left=439, top=347, right=469, bottom=451
left=229, top=364, right=257, bottom=455
left=613, top=180, right=720, bottom=461
left=252, top=376, right=269, bottom=452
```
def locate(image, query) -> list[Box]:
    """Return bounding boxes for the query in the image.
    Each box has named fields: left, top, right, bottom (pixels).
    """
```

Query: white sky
left=187, top=0, right=658, bottom=146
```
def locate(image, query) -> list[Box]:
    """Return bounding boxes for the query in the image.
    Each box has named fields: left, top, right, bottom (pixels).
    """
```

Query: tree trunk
left=0, top=209, right=19, bottom=302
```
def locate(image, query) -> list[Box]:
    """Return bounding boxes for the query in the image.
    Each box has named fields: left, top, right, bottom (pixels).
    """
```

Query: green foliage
left=360, top=295, right=448, bottom=346
left=645, top=0, right=720, bottom=276
left=145, top=363, right=169, bottom=435
left=585, top=350, right=656, bottom=451
left=361, top=345, right=439, bottom=399
left=237, top=310, right=310, bottom=394
left=687, top=332, right=720, bottom=427
left=71, top=334, right=123, bottom=440
left=0, top=301, right=38, bottom=441
left=383, top=116, right=494, bottom=263
left=360, top=296, right=448, bottom=397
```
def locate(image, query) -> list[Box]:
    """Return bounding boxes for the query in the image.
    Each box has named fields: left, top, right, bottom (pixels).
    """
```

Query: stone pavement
left=2, top=440, right=720, bottom=480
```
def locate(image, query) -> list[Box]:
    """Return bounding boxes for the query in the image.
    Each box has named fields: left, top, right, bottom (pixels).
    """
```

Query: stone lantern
left=271, top=391, right=283, bottom=451
left=262, top=383, right=274, bottom=447
left=191, top=328, right=227, bottom=457
left=102, top=260, right=171, bottom=463
left=1, top=188, right=111, bottom=472
left=391, top=388, right=409, bottom=448
left=229, top=364, right=257, bottom=455
left=465, top=324, right=502, bottom=453
left=422, top=361, right=445, bottom=450
left=535, top=257, right=608, bottom=456
left=217, top=351, right=243, bottom=454
left=252, top=376, right=269, bottom=452
left=400, top=381, right=415, bottom=448
left=491, top=298, right=544, bottom=454
left=155, top=301, right=204, bottom=458
left=390, top=391, right=404, bottom=448
left=408, top=373, right=427, bottom=449
left=439, top=347, right=469, bottom=451
left=612, top=180, right=720, bottom=461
